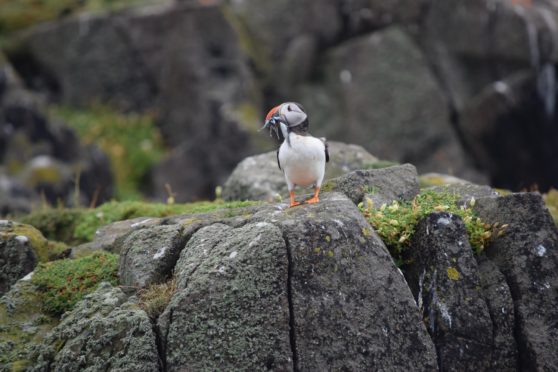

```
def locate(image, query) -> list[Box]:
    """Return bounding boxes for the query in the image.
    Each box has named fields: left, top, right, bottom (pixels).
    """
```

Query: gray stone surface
left=159, top=222, right=292, bottom=371
left=0, top=224, right=36, bottom=295
left=475, top=192, right=558, bottom=371
left=295, top=26, right=468, bottom=176
left=118, top=224, right=187, bottom=289
left=30, top=283, right=160, bottom=372
left=222, top=141, right=379, bottom=202
left=477, top=256, right=519, bottom=371
left=251, top=192, right=438, bottom=371
left=406, top=212, right=494, bottom=371
left=323, top=163, right=419, bottom=206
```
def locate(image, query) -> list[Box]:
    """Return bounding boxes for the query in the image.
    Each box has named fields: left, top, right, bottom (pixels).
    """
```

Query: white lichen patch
left=438, top=302, right=452, bottom=328
left=153, top=246, right=168, bottom=260
left=535, top=244, right=546, bottom=257
left=437, top=217, right=451, bottom=226
left=15, top=235, right=29, bottom=244
left=131, top=219, right=153, bottom=228
left=228, top=251, right=238, bottom=259
left=21, top=271, right=34, bottom=281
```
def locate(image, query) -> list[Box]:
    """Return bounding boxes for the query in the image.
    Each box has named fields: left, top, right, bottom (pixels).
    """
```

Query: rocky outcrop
left=30, top=282, right=160, bottom=371
left=406, top=212, right=500, bottom=371
left=475, top=193, right=558, bottom=371
left=158, top=192, right=439, bottom=371
left=0, top=54, right=113, bottom=213
left=421, top=0, right=558, bottom=191
left=222, top=141, right=379, bottom=201
left=0, top=220, right=65, bottom=295
left=323, top=163, right=419, bottom=206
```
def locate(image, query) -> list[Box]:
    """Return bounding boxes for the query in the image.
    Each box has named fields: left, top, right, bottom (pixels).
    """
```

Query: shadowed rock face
left=475, top=193, right=558, bottom=371
left=406, top=212, right=501, bottom=371
left=157, top=193, right=438, bottom=371
left=30, top=283, right=160, bottom=372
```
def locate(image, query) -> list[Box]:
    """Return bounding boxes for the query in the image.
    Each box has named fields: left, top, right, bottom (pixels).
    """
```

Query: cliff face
left=2, top=164, right=558, bottom=371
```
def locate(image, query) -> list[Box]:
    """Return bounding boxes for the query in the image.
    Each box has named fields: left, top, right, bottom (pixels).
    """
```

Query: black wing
left=324, top=140, right=329, bottom=163
left=277, top=148, right=282, bottom=170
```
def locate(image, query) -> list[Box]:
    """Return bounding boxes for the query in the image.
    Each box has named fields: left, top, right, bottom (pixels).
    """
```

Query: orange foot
left=289, top=191, right=301, bottom=208
left=305, top=187, right=321, bottom=204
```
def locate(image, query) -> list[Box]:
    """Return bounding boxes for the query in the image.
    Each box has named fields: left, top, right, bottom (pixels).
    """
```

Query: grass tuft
left=138, top=277, right=177, bottom=319
left=359, top=190, right=506, bottom=265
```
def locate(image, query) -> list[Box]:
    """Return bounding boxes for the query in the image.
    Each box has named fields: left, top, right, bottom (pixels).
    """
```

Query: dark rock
left=30, top=282, right=160, bottom=372
left=118, top=224, right=187, bottom=289
left=71, top=216, right=162, bottom=257
left=427, top=183, right=500, bottom=206
left=0, top=226, right=36, bottom=296
left=0, top=174, right=34, bottom=215
left=477, top=256, right=519, bottom=371
left=323, top=163, right=419, bottom=206
left=406, top=212, right=494, bottom=371
left=0, top=220, right=63, bottom=295
left=159, top=222, right=293, bottom=371
left=252, top=192, right=438, bottom=370
left=459, top=71, right=558, bottom=191
left=474, top=193, right=558, bottom=371
left=222, top=141, right=378, bottom=202
left=295, top=26, right=471, bottom=177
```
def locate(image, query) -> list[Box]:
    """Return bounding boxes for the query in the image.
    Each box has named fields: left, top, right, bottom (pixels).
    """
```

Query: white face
left=279, top=102, right=307, bottom=127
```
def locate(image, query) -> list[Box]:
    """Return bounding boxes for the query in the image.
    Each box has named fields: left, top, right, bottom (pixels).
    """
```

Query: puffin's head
left=261, top=102, right=308, bottom=139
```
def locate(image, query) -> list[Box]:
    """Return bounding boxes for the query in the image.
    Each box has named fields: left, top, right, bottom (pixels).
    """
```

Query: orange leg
left=289, top=191, right=301, bottom=207
left=305, top=187, right=320, bottom=204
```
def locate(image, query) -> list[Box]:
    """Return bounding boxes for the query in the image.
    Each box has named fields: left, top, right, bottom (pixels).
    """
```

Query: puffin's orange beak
left=265, top=105, right=281, bottom=122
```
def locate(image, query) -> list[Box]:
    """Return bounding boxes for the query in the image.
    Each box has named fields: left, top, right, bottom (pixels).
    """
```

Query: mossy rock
left=0, top=221, right=66, bottom=263
left=0, top=279, right=59, bottom=369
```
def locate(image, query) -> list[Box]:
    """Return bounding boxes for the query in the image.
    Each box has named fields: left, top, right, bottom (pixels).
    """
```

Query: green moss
left=0, top=223, right=66, bottom=262
left=0, top=0, right=165, bottom=35
left=31, top=252, right=119, bottom=316
left=0, top=281, right=58, bottom=367
left=320, top=180, right=337, bottom=193
left=19, top=200, right=261, bottom=245
left=365, top=160, right=399, bottom=169
left=360, top=190, right=506, bottom=265
left=49, top=104, right=165, bottom=201
left=543, top=188, right=558, bottom=225
left=447, top=267, right=460, bottom=281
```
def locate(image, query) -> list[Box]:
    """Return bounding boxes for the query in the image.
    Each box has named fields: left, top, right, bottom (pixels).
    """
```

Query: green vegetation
left=0, top=222, right=67, bottom=262
left=0, top=0, right=165, bottom=35
left=360, top=190, right=507, bottom=264
left=543, top=188, right=558, bottom=224
left=19, top=199, right=261, bottom=245
left=138, top=277, right=177, bottom=319
left=31, top=251, right=119, bottom=316
left=50, top=104, right=165, bottom=200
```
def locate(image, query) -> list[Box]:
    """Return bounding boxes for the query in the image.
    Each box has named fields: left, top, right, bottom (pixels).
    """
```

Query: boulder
left=222, top=141, right=379, bottom=202
left=118, top=224, right=187, bottom=289
left=0, top=278, right=58, bottom=370
left=0, top=55, right=114, bottom=212
left=30, top=282, right=160, bottom=371
left=159, top=222, right=293, bottom=371
left=159, top=192, right=438, bottom=370
left=71, top=216, right=162, bottom=258
left=406, top=212, right=494, bottom=371
left=0, top=220, right=65, bottom=295
left=323, top=163, right=419, bottom=206
left=294, top=26, right=470, bottom=176
left=477, top=256, right=519, bottom=371
left=474, top=192, right=558, bottom=371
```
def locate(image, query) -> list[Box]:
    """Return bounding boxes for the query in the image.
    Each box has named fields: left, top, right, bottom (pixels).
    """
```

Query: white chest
left=278, top=133, right=326, bottom=187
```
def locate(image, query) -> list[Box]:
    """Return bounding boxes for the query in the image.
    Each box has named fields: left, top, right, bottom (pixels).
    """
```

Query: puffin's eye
left=287, top=105, right=292, bottom=112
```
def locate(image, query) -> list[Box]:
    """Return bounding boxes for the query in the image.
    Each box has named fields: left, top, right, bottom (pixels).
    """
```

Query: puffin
left=262, top=102, right=329, bottom=207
